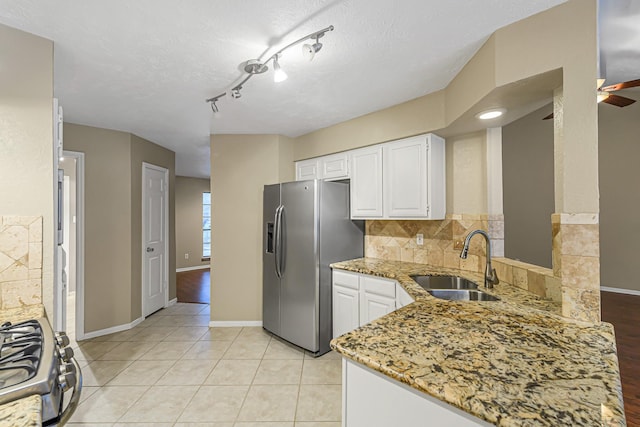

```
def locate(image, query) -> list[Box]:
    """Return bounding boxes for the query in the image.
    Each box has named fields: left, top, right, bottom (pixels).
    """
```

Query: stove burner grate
left=0, top=320, right=42, bottom=389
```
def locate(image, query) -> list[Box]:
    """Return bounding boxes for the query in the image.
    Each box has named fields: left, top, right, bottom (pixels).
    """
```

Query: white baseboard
left=601, top=286, right=640, bottom=296
left=167, top=298, right=177, bottom=306
left=209, top=320, right=263, bottom=328
left=176, top=265, right=210, bottom=272
left=82, top=316, right=145, bottom=340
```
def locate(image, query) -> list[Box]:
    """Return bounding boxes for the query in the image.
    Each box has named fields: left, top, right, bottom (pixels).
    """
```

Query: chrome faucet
left=460, top=229, right=499, bottom=289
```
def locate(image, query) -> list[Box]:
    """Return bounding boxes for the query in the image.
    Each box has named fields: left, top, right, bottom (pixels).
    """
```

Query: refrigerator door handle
left=274, top=205, right=283, bottom=278
left=279, top=206, right=286, bottom=276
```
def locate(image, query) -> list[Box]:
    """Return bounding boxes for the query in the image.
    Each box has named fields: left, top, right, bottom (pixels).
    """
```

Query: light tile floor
left=67, top=303, right=342, bottom=426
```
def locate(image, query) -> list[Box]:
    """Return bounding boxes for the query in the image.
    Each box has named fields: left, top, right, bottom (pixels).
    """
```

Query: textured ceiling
left=3, top=0, right=633, bottom=178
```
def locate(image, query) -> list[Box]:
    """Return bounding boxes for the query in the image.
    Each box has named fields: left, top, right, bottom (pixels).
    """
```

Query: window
left=202, top=192, right=211, bottom=258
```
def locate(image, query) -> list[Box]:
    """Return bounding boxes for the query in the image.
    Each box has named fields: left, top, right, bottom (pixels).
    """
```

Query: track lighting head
left=302, top=36, right=323, bottom=61
left=244, top=59, right=268, bottom=75
left=231, top=87, right=242, bottom=99
left=210, top=100, right=219, bottom=113
left=273, top=56, right=288, bottom=83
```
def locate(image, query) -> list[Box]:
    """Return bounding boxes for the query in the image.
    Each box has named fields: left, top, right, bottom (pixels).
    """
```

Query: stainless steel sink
left=410, top=275, right=479, bottom=290
left=427, top=289, right=500, bottom=302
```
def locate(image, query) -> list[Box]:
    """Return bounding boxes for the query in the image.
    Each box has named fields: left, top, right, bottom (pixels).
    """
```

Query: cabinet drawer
left=361, top=276, right=396, bottom=298
left=333, top=270, right=359, bottom=290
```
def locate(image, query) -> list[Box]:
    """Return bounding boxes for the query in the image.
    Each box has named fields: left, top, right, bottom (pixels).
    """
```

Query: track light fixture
left=273, top=55, right=288, bottom=83
left=206, top=25, right=334, bottom=112
left=302, top=35, right=323, bottom=61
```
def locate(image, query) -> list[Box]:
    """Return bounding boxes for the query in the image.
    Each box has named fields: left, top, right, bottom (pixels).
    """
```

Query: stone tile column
left=552, top=213, right=600, bottom=322
left=552, top=82, right=601, bottom=322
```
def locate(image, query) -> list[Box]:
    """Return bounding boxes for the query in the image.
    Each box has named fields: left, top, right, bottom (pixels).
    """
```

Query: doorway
left=142, top=163, right=169, bottom=317
left=60, top=151, right=85, bottom=340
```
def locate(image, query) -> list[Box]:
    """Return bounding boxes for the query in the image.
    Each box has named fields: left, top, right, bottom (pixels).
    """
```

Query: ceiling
left=0, top=0, right=636, bottom=178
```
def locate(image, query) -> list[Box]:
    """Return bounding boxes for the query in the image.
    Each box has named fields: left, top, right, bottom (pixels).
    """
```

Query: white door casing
left=142, top=163, right=169, bottom=317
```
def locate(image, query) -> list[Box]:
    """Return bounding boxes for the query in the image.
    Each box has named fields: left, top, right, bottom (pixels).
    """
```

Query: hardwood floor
left=174, top=269, right=638, bottom=424
left=176, top=268, right=210, bottom=304
left=601, top=291, right=640, bottom=426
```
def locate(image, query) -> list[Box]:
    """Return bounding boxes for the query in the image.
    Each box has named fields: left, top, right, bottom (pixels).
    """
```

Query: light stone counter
left=0, top=395, right=41, bottom=427
left=330, top=258, right=625, bottom=426
left=0, top=304, right=46, bottom=423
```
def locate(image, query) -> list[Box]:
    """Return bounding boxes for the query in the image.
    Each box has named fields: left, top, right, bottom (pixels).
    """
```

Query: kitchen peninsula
left=331, top=258, right=625, bottom=426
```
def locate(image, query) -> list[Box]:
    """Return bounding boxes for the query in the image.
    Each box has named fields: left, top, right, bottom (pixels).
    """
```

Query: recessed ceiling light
left=476, top=109, right=506, bottom=120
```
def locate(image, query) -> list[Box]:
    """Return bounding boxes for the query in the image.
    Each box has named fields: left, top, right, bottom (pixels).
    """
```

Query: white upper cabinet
left=383, top=136, right=428, bottom=217
left=295, top=133, right=445, bottom=219
left=383, top=134, right=446, bottom=219
left=321, top=152, right=350, bottom=181
left=295, top=158, right=320, bottom=181
left=350, top=146, right=384, bottom=218
left=295, top=153, right=349, bottom=181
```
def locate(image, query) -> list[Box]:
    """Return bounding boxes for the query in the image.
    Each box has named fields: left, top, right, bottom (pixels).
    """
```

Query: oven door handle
left=55, top=357, right=83, bottom=426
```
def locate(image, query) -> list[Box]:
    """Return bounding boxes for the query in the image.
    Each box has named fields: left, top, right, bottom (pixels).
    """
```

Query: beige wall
left=176, top=176, right=211, bottom=269
left=446, top=131, right=487, bottom=214
left=0, top=23, right=54, bottom=316
left=130, top=134, right=177, bottom=317
left=503, top=106, right=554, bottom=268
left=210, top=135, right=293, bottom=322
left=599, top=93, right=640, bottom=292
left=64, top=124, right=176, bottom=332
left=63, top=124, right=133, bottom=331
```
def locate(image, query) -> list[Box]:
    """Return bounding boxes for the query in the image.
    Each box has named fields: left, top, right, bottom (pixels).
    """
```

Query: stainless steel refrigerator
left=263, top=180, right=364, bottom=356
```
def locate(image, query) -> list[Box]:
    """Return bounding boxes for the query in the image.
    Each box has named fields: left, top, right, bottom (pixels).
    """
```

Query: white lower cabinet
left=343, top=359, right=492, bottom=427
left=333, top=271, right=360, bottom=338
left=332, top=269, right=414, bottom=338
left=359, top=275, right=396, bottom=325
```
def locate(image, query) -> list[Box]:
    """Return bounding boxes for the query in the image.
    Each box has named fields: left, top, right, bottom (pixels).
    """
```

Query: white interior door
left=142, top=163, right=168, bottom=317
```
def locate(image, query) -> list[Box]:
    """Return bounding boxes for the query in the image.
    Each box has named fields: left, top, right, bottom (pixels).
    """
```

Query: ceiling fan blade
left=601, top=79, right=640, bottom=92
left=542, top=112, right=554, bottom=120
left=602, top=94, right=636, bottom=107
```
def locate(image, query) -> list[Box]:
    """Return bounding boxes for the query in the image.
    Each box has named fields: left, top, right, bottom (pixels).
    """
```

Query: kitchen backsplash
left=0, top=216, right=43, bottom=309
left=365, top=214, right=562, bottom=304
left=365, top=214, right=501, bottom=269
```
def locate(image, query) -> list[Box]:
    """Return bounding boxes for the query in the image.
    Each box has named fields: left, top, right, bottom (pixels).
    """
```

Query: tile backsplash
left=365, top=214, right=563, bottom=305
left=0, top=216, right=43, bottom=309
left=365, top=214, right=502, bottom=271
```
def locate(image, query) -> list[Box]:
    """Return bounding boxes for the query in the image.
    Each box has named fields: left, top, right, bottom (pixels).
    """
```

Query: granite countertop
left=330, top=258, right=625, bottom=427
left=0, top=395, right=41, bottom=427
left=0, top=305, right=46, bottom=424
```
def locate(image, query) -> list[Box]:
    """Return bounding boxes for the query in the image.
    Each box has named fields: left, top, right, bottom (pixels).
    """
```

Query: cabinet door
left=321, top=153, right=350, bottom=181
left=383, top=135, right=427, bottom=217
left=344, top=360, right=492, bottom=427
left=333, top=285, right=360, bottom=338
left=360, top=292, right=396, bottom=325
left=350, top=146, right=383, bottom=218
left=426, top=134, right=446, bottom=219
left=296, top=159, right=320, bottom=181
